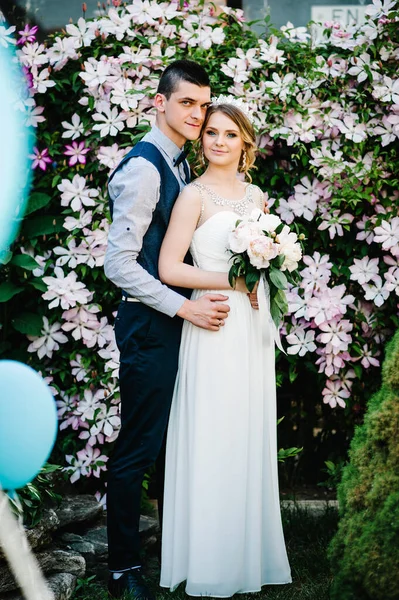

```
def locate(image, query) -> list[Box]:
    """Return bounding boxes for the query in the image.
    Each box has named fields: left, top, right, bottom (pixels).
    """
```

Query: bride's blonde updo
left=198, top=103, right=257, bottom=181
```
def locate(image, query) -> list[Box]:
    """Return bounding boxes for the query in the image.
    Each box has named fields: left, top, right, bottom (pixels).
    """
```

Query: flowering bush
left=1, top=0, right=398, bottom=488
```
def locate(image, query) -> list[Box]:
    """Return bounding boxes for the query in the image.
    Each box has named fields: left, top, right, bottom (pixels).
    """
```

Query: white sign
left=311, top=4, right=369, bottom=27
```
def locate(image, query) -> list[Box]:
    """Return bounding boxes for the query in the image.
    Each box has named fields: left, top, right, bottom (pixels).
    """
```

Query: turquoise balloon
left=0, top=32, right=34, bottom=258
left=0, top=361, right=58, bottom=491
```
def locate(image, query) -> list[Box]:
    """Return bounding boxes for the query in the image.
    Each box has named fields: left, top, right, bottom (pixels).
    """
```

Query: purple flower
left=17, top=24, right=39, bottom=46
left=28, top=147, right=52, bottom=171
left=22, top=66, right=34, bottom=89
left=64, top=141, right=90, bottom=166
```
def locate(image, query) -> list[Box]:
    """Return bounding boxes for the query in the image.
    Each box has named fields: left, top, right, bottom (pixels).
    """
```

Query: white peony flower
left=228, top=220, right=261, bottom=253
left=247, top=236, right=279, bottom=269
left=277, top=226, right=302, bottom=272
left=256, top=211, right=282, bottom=233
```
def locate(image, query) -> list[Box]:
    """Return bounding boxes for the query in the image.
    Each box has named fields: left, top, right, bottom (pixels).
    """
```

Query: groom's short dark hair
left=157, top=60, right=210, bottom=99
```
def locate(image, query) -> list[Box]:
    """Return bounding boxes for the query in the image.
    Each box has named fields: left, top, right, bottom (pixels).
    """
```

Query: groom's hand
left=177, top=295, right=230, bottom=331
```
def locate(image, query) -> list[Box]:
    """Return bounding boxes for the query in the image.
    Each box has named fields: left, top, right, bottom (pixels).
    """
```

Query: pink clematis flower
left=28, top=147, right=52, bottom=171
left=17, top=24, right=39, bottom=46
left=322, top=379, right=350, bottom=409
left=22, top=65, right=34, bottom=89
left=64, top=141, right=90, bottom=166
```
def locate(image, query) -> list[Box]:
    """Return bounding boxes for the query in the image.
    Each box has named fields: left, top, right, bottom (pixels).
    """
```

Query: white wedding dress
left=160, top=190, right=292, bottom=597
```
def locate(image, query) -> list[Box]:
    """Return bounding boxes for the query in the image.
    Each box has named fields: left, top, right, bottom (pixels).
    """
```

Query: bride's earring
left=241, top=150, right=247, bottom=171
left=201, top=148, right=205, bottom=166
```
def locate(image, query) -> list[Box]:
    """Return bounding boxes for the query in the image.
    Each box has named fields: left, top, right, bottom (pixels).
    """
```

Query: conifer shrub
left=329, top=330, right=399, bottom=600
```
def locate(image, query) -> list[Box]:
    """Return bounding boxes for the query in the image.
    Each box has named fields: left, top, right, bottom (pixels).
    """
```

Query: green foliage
left=318, top=459, right=345, bottom=490
left=8, top=463, right=62, bottom=527
left=278, top=446, right=303, bottom=462
left=329, top=330, right=399, bottom=599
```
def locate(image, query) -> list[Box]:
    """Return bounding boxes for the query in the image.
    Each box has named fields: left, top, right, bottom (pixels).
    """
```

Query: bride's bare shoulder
left=174, top=183, right=203, bottom=213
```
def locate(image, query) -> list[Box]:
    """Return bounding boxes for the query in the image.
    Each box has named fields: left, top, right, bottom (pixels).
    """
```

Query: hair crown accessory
left=211, top=94, right=254, bottom=124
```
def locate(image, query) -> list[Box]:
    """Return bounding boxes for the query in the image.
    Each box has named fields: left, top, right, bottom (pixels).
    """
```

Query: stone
left=281, top=499, right=339, bottom=515
left=0, top=509, right=59, bottom=563
left=4, top=572, right=77, bottom=600
left=84, top=526, right=108, bottom=560
left=0, top=550, right=85, bottom=594
left=58, top=532, right=96, bottom=564
left=26, top=509, right=60, bottom=551
left=139, top=515, right=159, bottom=537
left=56, top=495, right=103, bottom=529
left=39, top=549, right=86, bottom=578
left=47, top=572, right=77, bottom=600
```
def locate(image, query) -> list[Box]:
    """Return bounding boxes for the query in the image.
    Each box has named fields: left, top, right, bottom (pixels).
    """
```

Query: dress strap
left=190, top=182, right=206, bottom=228
left=254, top=185, right=264, bottom=210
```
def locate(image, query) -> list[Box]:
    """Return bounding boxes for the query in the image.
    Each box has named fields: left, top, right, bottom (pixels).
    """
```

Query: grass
left=72, top=506, right=338, bottom=600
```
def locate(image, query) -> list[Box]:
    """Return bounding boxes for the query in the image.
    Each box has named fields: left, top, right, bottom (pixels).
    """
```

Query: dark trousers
left=107, top=301, right=183, bottom=570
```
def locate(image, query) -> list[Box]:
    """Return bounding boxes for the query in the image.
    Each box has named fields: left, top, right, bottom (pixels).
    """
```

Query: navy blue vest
left=108, top=141, right=192, bottom=300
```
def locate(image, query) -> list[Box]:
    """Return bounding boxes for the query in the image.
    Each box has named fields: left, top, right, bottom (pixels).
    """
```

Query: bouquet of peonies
left=228, top=209, right=303, bottom=326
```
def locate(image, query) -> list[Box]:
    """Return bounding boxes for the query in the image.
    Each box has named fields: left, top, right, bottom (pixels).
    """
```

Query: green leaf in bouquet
left=274, top=289, right=289, bottom=313
left=270, top=299, right=282, bottom=327
left=228, top=268, right=236, bottom=289
left=24, top=192, right=52, bottom=216
left=269, top=268, right=288, bottom=290
left=0, top=282, right=24, bottom=303
left=11, top=312, right=43, bottom=336
left=10, top=254, right=39, bottom=270
left=272, top=254, right=285, bottom=269
left=245, top=270, right=260, bottom=293
left=275, top=223, right=285, bottom=235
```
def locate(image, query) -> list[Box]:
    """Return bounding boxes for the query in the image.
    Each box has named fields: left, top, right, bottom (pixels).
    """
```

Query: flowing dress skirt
left=160, top=286, right=292, bottom=597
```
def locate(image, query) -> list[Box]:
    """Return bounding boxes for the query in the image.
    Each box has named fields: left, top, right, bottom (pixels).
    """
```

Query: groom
left=104, top=60, right=230, bottom=599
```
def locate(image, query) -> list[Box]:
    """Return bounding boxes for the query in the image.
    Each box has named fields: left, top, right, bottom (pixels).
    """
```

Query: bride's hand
left=247, top=281, right=259, bottom=310
left=234, top=276, right=249, bottom=294
left=234, top=279, right=259, bottom=309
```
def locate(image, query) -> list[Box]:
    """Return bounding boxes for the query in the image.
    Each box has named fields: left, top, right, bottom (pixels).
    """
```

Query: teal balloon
left=0, top=361, right=58, bottom=491
left=0, top=32, right=34, bottom=259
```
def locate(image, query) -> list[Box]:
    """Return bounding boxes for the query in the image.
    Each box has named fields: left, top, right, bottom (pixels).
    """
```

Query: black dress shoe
left=108, top=569, right=155, bottom=600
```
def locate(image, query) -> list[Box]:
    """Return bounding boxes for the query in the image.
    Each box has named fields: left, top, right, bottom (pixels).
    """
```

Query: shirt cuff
left=157, top=289, right=187, bottom=318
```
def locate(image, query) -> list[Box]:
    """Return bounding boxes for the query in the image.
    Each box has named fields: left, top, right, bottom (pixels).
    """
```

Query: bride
left=158, top=97, right=292, bottom=597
